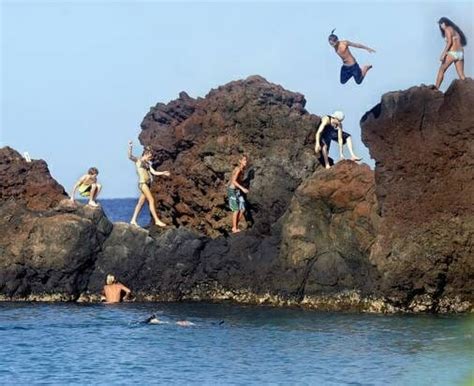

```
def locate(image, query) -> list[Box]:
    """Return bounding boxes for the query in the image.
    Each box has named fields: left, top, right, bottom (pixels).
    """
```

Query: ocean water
left=10, top=199, right=470, bottom=384
left=0, top=302, right=472, bottom=385
left=99, top=198, right=151, bottom=226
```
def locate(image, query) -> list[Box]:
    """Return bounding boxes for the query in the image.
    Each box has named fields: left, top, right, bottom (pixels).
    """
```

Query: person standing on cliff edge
left=228, top=155, right=249, bottom=233
left=128, top=141, right=170, bottom=227
left=315, top=111, right=362, bottom=169
left=328, top=29, right=376, bottom=85
left=435, top=17, right=467, bottom=89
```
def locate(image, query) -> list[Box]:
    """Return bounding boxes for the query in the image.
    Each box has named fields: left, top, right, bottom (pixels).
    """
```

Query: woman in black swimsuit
left=314, top=111, right=362, bottom=169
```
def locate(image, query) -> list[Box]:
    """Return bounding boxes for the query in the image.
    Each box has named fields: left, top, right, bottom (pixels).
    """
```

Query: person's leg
left=357, top=65, right=373, bottom=84
left=237, top=210, right=244, bottom=229
left=141, top=184, right=166, bottom=227
left=88, top=184, right=99, bottom=206
left=340, top=66, right=352, bottom=84
left=232, top=211, right=240, bottom=233
left=131, top=193, right=146, bottom=226
left=435, top=55, right=455, bottom=89
left=454, top=59, right=466, bottom=80
left=321, top=143, right=331, bottom=169
left=92, top=183, right=102, bottom=200
left=345, top=135, right=362, bottom=161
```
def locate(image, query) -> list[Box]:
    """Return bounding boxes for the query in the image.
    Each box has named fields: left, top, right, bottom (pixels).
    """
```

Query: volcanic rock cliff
left=0, top=77, right=472, bottom=313
left=361, top=79, right=474, bottom=312
left=139, top=75, right=319, bottom=237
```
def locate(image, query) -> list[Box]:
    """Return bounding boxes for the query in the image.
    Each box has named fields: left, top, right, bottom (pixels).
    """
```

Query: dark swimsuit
left=340, top=63, right=364, bottom=84
left=319, top=116, right=350, bottom=150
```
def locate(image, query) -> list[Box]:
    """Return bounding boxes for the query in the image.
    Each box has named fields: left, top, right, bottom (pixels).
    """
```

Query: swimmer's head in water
left=106, top=274, right=116, bottom=285
left=328, top=29, right=338, bottom=46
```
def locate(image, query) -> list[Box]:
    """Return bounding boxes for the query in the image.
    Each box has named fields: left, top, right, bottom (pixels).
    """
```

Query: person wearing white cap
left=314, top=111, right=362, bottom=169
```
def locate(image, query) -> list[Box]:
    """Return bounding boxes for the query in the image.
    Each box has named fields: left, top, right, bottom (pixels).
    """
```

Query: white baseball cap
left=332, top=111, right=345, bottom=121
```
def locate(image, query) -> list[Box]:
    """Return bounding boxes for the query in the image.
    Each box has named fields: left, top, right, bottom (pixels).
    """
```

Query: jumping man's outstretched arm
left=315, top=116, right=330, bottom=153
left=128, top=141, right=138, bottom=162
left=347, top=41, right=376, bottom=53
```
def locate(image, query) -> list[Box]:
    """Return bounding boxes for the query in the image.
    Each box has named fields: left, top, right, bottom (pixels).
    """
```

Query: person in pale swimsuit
left=435, top=17, right=467, bottom=89
left=328, top=29, right=376, bottom=85
left=70, top=167, right=102, bottom=207
left=128, top=141, right=170, bottom=227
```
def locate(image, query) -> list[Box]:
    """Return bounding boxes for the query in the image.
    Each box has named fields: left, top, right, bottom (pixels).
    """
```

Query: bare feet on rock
left=130, top=221, right=139, bottom=227
left=154, top=220, right=167, bottom=228
left=232, top=228, right=241, bottom=234
left=88, top=201, right=99, bottom=208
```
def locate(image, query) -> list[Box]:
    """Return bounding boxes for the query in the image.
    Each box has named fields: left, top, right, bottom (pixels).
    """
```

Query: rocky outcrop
left=0, top=200, right=112, bottom=300
left=361, top=79, right=474, bottom=312
left=1, top=78, right=472, bottom=313
left=0, top=147, right=66, bottom=211
left=140, top=75, right=319, bottom=237
left=0, top=147, right=112, bottom=300
left=280, top=161, right=379, bottom=298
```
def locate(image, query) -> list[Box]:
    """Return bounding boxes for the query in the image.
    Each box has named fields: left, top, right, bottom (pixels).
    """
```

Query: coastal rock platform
left=1, top=77, right=472, bottom=313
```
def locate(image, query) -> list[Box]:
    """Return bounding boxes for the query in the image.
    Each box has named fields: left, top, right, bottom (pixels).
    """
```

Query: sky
left=1, top=0, right=473, bottom=198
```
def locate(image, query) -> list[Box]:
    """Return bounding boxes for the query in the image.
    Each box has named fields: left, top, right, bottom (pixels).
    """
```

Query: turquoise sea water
left=12, top=199, right=470, bottom=384
left=0, top=302, right=472, bottom=385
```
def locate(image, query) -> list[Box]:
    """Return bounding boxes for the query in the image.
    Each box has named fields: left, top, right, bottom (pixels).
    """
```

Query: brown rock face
left=0, top=146, right=112, bottom=300
left=0, top=147, right=67, bottom=210
left=280, top=161, right=379, bottom=298
left=0, top=200, right=112, bottom=299
left=361, top=79, right=474, bottom=311
left=140, top=75, right=319, bottom=237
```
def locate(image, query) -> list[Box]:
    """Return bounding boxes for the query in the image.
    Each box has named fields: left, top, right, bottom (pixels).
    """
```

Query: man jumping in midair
left=328, top=29, right=376, bottom=85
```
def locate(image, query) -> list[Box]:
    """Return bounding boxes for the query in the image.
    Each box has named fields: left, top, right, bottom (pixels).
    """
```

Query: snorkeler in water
left=143, top=314, right=196, bottom=326
left=142, top=314, right=224, bottom=327
left=328, top=29, right=376, bottom=85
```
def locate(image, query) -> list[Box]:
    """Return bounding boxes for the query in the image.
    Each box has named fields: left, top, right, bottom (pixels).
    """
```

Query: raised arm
left=440, top=28, right=453, bottom=62
left=149, top=165, right=170, bottom=177
left=128, top=141, right=138, bottom=162
left=347, top=40, right=376, bottom=53
left=315, top=116, right=330, bottom=153
left=70, top=175, right=87, bottom=202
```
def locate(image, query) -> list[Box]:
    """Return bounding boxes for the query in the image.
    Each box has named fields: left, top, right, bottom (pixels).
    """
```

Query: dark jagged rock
left=0, top=200, right=112, bottom=300
left=87, top=224, right=205, bottom=298
left=140, top=75, right=320, bottom=237
left=280, top=161, right=380, bottom=298
left=0, top=147, right=67, bottom=211
left=1, top=78, right=472, bottom=313
left=361, top=79, right=474, bottom=312
left=0, top=147, right=112, bottom=300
